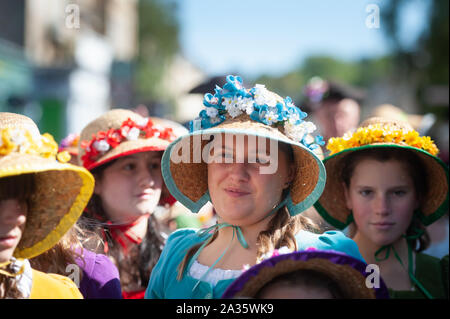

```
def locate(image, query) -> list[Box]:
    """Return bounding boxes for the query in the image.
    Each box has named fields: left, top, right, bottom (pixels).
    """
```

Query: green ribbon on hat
left=188, top=195, right=289, bottom=293
left=374, top=228, right=434, bottom=299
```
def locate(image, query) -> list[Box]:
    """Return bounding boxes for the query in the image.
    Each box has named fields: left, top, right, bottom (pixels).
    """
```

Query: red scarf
left=101, top=214, right=149, bottom=256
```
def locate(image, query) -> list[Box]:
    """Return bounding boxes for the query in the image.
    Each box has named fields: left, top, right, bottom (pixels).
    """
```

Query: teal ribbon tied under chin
left=374, top=228, right=434, bottom=299
left=188, top=196, right=289, bottom=293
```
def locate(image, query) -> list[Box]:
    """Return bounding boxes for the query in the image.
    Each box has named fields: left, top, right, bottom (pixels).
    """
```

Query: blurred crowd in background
left=0, top=0, right=448, bottom=259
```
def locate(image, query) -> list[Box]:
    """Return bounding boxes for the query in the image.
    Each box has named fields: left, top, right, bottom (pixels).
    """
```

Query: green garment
left=389, top=253, right=448, bottom=299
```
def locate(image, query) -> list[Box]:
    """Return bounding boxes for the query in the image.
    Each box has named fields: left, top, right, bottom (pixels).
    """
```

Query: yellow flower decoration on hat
left=327, top=124, right=439, bottom=156
left=0, top=128, right=71, bottom=163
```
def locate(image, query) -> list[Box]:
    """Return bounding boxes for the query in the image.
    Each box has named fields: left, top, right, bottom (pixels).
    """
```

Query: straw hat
left=161, top=75, right=326, bottom=216
left=0, top=112, right=94, bottom=259
left=315, top=117, right=449, bottom=229
left=222, top=249, right=389, bottom=299
left=371, top=104, right=436, bottom=135
left=78, top=109, right=179, bottom=171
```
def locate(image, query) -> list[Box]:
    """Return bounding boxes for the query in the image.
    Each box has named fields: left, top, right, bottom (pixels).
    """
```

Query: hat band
left=374, top=230, right=434, bottom=299
left=80, top=117, right=175, bottom=168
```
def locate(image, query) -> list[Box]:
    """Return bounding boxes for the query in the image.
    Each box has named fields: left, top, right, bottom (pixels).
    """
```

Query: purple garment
left=75, top=249, right=122, bottom=299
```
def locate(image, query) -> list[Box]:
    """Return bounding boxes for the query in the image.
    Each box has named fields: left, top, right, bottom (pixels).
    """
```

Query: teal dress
left=145, top=228, right=365, bottom=299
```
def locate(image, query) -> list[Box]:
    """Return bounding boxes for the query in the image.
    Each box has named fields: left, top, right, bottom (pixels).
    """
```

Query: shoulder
left=30, top=269, right=83, bottom=299
left=80, top=249, right=120, bottom=283
left=295, top=230, right=365, bottom=262
left=165, top=228, right=207, bottom=252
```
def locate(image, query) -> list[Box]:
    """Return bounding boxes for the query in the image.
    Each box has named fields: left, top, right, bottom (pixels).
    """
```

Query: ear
left=342, top=182, right=353, bottom=210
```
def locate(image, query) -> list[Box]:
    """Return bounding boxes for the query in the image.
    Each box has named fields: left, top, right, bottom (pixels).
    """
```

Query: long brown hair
left=177, top=142, right=319, bottom=279
left=341, top=148, right=430, bottom=252
left=0, top=174, right=36, bottom=298
left=29, top=220, right=103, bottom=280
left=82, top=158, right=165, bottom=291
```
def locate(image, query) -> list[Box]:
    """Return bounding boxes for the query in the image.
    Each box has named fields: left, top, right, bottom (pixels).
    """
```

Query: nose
left=0, top=200, right=27, bottom=226
left=137, top=166, right=156, bottom=188
left=373, top=193, right=390, bottom=216
left=228, top=163, right=250, bottom=183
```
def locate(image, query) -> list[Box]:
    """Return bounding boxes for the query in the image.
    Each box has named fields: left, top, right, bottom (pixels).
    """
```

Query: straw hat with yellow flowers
left=0, top=112, right=94, bottom=259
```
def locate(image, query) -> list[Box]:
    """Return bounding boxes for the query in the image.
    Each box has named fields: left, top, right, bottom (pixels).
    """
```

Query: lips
left=0, top=235, right=18, bottom=248
left=370, top=222, right=395, bottom=230
left=224, top=187, right=251, bottom=198
left=137, top=191, right=155, bottom=199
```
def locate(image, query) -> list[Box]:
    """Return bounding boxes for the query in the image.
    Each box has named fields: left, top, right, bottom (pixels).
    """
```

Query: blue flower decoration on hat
left=190, top=75, right=325, bottom=152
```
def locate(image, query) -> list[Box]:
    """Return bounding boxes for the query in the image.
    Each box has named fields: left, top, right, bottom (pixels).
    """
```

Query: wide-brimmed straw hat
left=222, top=249, right=390, bottom=299
left=0, top=112, right=94, bottom=259
left=78, top=109, right=179, bottom=171
left=161, top=75, right=326, bottom=216
left=314, top=117, right=449, bottom=229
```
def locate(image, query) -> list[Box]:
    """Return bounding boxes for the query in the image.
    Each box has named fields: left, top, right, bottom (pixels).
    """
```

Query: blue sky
left=177, top=0, right=429, bottom=77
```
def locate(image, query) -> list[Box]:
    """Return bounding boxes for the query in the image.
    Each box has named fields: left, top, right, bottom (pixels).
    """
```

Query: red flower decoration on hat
left=81, top=117, right=176, bottom=168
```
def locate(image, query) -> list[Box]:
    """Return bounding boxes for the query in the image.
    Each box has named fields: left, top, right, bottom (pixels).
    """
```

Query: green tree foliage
left=135, top=0, right=179, bottom=102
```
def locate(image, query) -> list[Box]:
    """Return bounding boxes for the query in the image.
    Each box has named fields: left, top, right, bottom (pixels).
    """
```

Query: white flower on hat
left=137, top=118, right=149, bottom=128
left=126, top=127, right=140, bottom=140
left=93, top=139, right=110, bottom=152
left=236, top=97, right=254, bottom=112
left=10, top=129, right=26, bottom=146
left=223, top=96, right=243, bottom=118
left=222, top=97, right=234, bottom=109
left=264, top=110, right=279, bottom=125
left=227, top=105, right=243, bottom=118
left=284, top=122, right=306, bottom=142
left=301, top=121, right=317, bottom=134
left=253, top=84, right=277, bottom=107
left=206, top=107, right=219, bottom=118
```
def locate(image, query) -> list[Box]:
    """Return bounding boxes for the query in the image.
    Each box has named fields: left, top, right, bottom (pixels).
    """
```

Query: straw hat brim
left=0, top=153, right=94, bottom=259
left=162, top=114, right=326, bottom=216
left=315, top=143, right=449, bottom=229
left=82, top=137, right=170, bottom=171
left=222, top=251, right=388, bottom=299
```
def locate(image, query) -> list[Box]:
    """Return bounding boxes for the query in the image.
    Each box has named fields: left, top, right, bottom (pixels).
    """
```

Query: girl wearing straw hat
left=315, top=117, right=449, bottom=298
left=145, top=75, right=364, bottom=299
left=0, top=112, right=94, bottom=298
left=78, top=109, right=184, bottom=299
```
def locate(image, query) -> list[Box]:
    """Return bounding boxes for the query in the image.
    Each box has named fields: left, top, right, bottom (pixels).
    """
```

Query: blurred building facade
left=0, top=0, right=138, bottom=141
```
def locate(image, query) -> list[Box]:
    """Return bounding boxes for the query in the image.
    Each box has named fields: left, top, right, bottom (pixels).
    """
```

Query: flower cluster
left=59, top=133, right=79, bottom=149
left=192, top=75, right=325, bottom=151
left=327, top=124, right=440, bottom=156
left=303, top=76, right=329, bottom=104
left=80, top=117, right=176, bottom=168
left=0, top=127, right=70, bottom=163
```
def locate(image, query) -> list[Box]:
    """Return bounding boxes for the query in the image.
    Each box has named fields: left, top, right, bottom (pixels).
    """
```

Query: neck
left=109, top=214, right=149, bottom=244
left=353, top=231, right=410, bottom=266
left=216, top=214, right=274, bottom=250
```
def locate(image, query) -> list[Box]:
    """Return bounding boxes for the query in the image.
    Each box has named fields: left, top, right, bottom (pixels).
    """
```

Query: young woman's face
left=94, top=151, right=163, bottom=223
left=344, top=159, right=418, bottom=246
left=207, top=135, right=294, bottom=227
left=0, top=199, right=27, bottom=263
